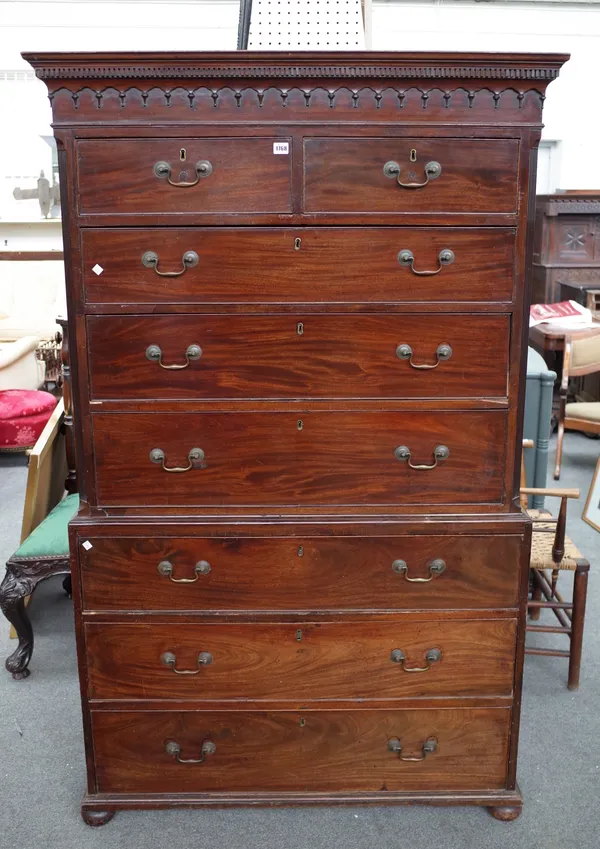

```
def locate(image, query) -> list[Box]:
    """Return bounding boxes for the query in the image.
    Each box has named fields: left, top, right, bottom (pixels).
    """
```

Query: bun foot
left=487, top=805, right=522, bottom=822
left=81, top=809, right=116, bottom=827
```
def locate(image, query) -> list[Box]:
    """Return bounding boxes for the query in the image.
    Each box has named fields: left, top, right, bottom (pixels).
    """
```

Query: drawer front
left=77, top=139, right=292, bottom=215
left=304, top=139, right=519, bottom=214
left=92, top=708, right=511, bottom=793
left=91, top=411, right=506, bottom=507
left=79, top=534, right=522, bottom=612
left=86, top=619, right=516, bottom=701
left=81, top=227, right=515, bottom=304
left=87, top=314, right=510, bottom=401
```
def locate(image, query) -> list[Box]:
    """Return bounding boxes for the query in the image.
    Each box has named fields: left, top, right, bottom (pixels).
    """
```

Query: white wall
left=0, top=0, right=599, bottom=222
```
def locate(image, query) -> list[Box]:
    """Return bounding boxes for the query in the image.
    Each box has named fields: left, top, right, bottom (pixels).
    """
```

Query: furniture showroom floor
left=1, top=431, right=598, bottom=849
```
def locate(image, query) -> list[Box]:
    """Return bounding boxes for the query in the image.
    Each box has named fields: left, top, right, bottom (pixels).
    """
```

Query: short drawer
left=81, top=227, right=515, bottom=304
left=78, top=534, right=522, bottom=612
left=304, top=138, right=519, bottom=214
left=76, top=139, right=291, bottom=215
left=86, top=619, right=516, bottom=701
left=91, top=708, right=511, bottom=793
left=86, top=314, right=510, bottom=401
left=91, top=410, right=506, bottom=507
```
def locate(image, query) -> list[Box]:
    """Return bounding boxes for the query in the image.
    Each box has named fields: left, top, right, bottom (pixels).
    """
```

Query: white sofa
left=0, top=336, right=45, bottom=390
left=0, top=260, right=66, bottom=342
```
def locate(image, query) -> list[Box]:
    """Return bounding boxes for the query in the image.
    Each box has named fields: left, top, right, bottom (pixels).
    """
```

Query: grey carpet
left=0, top=433, right=598, bottom=849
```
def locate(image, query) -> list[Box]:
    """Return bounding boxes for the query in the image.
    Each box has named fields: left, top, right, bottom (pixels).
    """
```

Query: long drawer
left=78, top=534, right=522, bottom=612
left=81, top=227, right=515, bottom=304
left=304, top=138, right=519, bottom=213
left=91, top=411, right=506, bottom=507
left=77, top=138, right=292, bottom=215
left=85, top=619, right=516, bottom=701
left=86, top=314, right=510, bottom=401
left=91, top=708, right=511, bottom=793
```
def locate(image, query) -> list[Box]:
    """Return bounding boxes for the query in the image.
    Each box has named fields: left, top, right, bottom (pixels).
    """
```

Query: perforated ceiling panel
left=248, top=0, right=366, bottom=50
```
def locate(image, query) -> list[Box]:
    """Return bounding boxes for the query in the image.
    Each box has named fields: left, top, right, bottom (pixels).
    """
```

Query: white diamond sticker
left=82, top=540, right=93, bottom=551
left=92, top=264, right=103, bottom=276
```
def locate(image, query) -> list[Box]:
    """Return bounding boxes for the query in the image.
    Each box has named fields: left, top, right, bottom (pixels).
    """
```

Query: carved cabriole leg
left=81, top=809, right=116, bottom=827
left=487, top=805, right=523, bottom=822
left=0, top=557, right=70, bottom=679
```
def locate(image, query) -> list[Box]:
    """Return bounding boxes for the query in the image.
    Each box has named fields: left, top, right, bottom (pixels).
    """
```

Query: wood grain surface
left=81, top=227, right=515, bottom=304
left=77, top=138, right=292, bottom=215
left=91, top=708, right=511, bottom=793
left=85, top=619, right=516, bottom=700
left=91, top=410, right=506, bottom=507
left=86, top=313, right=510, bottom=400
left=78, top=533, right=522, bottom=612
left=304, top=139, right=519, bottom=213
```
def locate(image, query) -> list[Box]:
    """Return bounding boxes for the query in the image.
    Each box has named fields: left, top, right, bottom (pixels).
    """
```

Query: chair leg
left=554, top=418, right=565, bottom=480
left=568, top=564, right=589, bottom=691
left=0, top=557, right=70, bottom=680
left=0, top=566, right=35, bottom=679
left=529, top=570, right=543, bottom=620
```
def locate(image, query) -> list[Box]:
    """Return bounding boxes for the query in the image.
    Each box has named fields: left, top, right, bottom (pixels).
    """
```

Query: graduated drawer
left=91, top=708, right=511, bottom=793
left=81, top=227, right=515, bottom=304
left=91, top=410, right=506, bottom=507
left=76, top=139, right=291, bottom=215
left=86, top=314, right=510, bottom=401
left=85, top=619, right=516, bottom=701
left=304, top=138, right=519, bottom=214
left=78, top=534, right=522, bottom=612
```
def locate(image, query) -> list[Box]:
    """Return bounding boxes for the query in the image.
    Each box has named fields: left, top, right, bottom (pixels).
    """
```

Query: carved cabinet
left=25, top=50, right=567, bottom=825
left=532, top=191, right=600, bottom=304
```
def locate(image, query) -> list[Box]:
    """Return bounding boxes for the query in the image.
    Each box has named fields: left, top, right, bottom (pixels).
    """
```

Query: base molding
left=81, top=787, right=522, bottom=821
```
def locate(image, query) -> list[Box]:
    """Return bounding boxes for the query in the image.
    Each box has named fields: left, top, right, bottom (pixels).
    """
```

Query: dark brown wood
left=91, top=708, right=511, bottom=794
left=532, top=191, right=600, bottom=304
left=81, top=227, right=516, bottom=306
left=77, top=138, right=291, bottom=216
left=78, top=533, right=522, bottom=612
left=23, top=49, right=568, bottom=823
left=487, top=805, right=522, bottom=821
left=87, top=314, right=510, bottom=400
left=568, top=564, right=589, bottom=690
left=91, top=410, right=506, bottom=507
left=85, top=619, right=516, bottom=701
left=304, top=139, right=519, bottom=214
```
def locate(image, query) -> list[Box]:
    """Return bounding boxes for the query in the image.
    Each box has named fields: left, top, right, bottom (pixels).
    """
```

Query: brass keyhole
left=297, top=545, right=304, bottom=557
left=296, top=629, right=303, bottom=641
left=297, top=322, right=304, bottom=335
left=294, top=237, right=302, bottom=251
left=180, top=148, right=187, bottom=162
left=299, top=717, right=306, bottom=727
left=297, top=419, right=303, bottom=431
left=410, top=148, right=417, bottom=162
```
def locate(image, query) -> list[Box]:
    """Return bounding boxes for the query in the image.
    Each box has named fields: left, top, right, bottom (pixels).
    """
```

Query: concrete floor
left=0, top=431, right=598, bottom=849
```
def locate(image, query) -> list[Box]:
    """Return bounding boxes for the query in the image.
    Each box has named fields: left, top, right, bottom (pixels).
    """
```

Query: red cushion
left=0, top=390, right=57, bottom=449
left=0, top=389, right=57, bottom=420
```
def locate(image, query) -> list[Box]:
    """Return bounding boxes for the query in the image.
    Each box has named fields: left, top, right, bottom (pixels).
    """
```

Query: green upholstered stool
left=0, top=493, right=79, bottom=679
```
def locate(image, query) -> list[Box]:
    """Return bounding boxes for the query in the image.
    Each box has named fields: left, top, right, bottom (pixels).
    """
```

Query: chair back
left=567, top=334, right=600, bottom=377
left=20, top=398, right=67, bottom=542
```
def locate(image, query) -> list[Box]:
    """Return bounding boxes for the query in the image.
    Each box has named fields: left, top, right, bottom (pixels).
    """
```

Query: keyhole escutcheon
left=410, top=148, right=417, bottom=162
left=180, top=148, right=187, bottom=161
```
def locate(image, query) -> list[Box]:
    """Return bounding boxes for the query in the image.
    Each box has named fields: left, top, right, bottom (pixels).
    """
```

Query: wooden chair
left=0, top=318, right=78, bottom=679
left=521, top=440, right=590, bottom=690
left=555, top=334, right=600, bottom=480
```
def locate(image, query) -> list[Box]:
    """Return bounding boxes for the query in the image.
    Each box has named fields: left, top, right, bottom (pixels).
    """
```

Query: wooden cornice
left=23, top=51, right=569, bottom=82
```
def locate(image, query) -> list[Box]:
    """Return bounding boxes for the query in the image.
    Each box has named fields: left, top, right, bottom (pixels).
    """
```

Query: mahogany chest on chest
left=25, top=50, right=567, bottom=825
